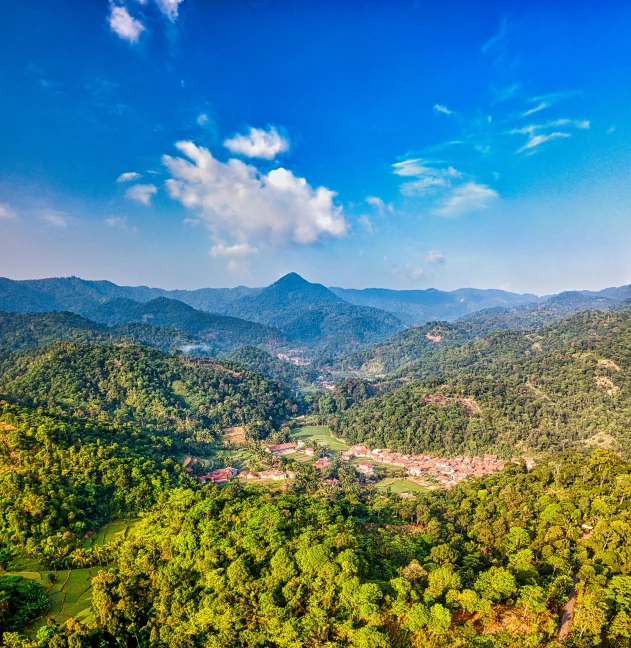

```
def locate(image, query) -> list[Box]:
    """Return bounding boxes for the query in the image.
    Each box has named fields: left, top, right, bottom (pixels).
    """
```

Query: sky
left=1, top=0, right=630, bottom=294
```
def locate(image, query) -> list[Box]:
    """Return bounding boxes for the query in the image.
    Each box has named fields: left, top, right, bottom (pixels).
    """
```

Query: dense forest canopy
left=0, top=343, right=295, bottom=441
left=318, top=311, right=631, bottom=457
left=4, top=280, right=631, bottom=646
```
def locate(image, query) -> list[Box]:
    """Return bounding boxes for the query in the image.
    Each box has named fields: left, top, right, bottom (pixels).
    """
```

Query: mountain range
left=3, top=272, right=631, bottom=358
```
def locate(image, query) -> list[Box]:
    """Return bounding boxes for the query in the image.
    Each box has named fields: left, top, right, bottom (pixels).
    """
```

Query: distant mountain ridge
left=3, top=274, right=631, bottom=357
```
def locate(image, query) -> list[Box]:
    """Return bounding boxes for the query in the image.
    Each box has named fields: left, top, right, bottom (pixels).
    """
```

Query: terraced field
left=4, top=519, right=140, bottom=634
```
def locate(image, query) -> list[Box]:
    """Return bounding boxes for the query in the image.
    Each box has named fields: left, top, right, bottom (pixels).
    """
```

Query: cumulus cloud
left=426, top=250, right=445, bottom=264
left=108, top=5, right=145, bottom=43
left=117, top=171, right=141, bottom=182
left=155, top=0, right=185, bottom=20
left=125, top=183, right=157, bottom=205
left=434, top=182, right=498, bottom=217
left=434, top=104, right=454, bottom=116
left=224, top=126, right=289, bottom=160
left=163, top=141, right=348, bottom=251
left=0, top=203, right=17, bottom=219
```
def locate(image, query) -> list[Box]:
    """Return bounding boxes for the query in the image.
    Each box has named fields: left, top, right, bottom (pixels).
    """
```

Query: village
left=189, top=430, right=535, bottom=490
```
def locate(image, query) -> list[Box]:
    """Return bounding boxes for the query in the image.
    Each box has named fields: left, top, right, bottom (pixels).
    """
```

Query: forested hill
left=0, top=401, right=193, bottom=567
left=220, top=273, right=404, bottom=353
left=0, top=310, right=200, bottom=353
left=321, top=310, right=631, bottom=457
left=329, top=285, right=540, bottom=325
left=0, top=343, right=295, bottom=441
left=330, top=298, right=631, bottom=376
left=85, top=296, right=284, bottom=351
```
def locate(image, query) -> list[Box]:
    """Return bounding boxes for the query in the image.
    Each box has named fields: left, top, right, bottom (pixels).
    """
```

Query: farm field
left=374, top=478, right=430, bottom=494
left=291, top=425, right=348, bottom=451
left=3, top=519, right=140, bottom=635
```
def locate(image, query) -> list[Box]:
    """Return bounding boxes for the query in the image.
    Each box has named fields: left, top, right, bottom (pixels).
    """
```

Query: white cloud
left=358, top=215, right=374, bottom=233
left=522, top=101, right=549, bottom=117
left=163, top=141, right=348, bottom=250
left=40, top=210, right=68, bottom=228
left=365, top=196, right=393, bottom=215
left=155, top=0, right=185, bottom=20
left=392, top=159, right=461, bottom=196
left=116, top=171, right=141, bottom=182
left=0, top=203, right=17, bottom=219
left=607, top=126, right=616, bottom=134
left=224, top=126, right=289, bottom=160
left=434, top=104, right=454, bottom=116
left=125, top=183, right=158, bottom=205
left=426, top=250, right=445, bottom=264
left=108, top=5, right=145, bottom=43
left=517, top=132, right=571, bottom=153
left=434, top=182, right=498, bottom=218
left=510, top=119, right=588, bottom=153
left=210, top=242, right=257, bottom=257
left=197, top=113, right=209, bottom=126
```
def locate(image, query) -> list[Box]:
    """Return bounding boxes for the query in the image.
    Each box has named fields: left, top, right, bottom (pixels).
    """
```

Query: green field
left=291, top=425, right=348, bottom=450
left=4, top=519, right=140, bottom=634
left=374, top=478, right=429, bottom=494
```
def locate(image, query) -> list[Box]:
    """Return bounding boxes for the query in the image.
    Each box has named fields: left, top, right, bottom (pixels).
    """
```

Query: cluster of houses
left=266, top=441, right=304, bottom=456
left=238, top=469, right=296, bottom=481
left=341, top=445, right=532, bottom=488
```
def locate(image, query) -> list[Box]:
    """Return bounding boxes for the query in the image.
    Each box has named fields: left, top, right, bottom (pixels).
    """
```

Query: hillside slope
left=322, top=310, right=631, bottom=457
left=0, top=343, right=294, bottom=440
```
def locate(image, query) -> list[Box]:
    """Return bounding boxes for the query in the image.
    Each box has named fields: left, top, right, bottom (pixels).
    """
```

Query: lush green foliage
left=0, top=402, right=190, bottom=566
left=225, top=346, right=318, bottom=387
left=0, top=311, right=201, bottom=354
left=0, top=576, right=48, bottom=632
left=324, top=311, right=631, bottom=456
left=8, top=449, right=631, bottom=647
left=0, top=343, right=295, bottom=441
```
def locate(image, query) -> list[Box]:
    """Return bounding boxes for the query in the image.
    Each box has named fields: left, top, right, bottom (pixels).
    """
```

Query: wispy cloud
left=104, top=216, right=138, bottom=232
left=117, top=171, right=141, bottom=182
left=210, top=242, right=257, bottom=257
left=434, top=104, right=454, bottom=116
left=224, top=126, right=289, bottom=160
left=40, top=210, right=69, bottom=228
left=108, top=5, right=145, bottom=43
left=516, top=132, right=571, bottom=153
left=0, top=203, right=17, bottom=219
left=163, top=141, right=348, bottom=254
left=393, top=159, right=461, bottom=197
left=365, top=196, right=393, bottom=215
left=482, top=17, right=509, bottom=55
left=358, top=214, right=375, bottom=233
left=426, top=250, right=445, bottom=264
left=434, top=182, right=498, bottom=218
left=155, top=0, right=186, bottom=21
left=390, top=261, right=424, bottom=282
left=520, top=91, right=580, bottom=118
left=510, top=118, right=588, bottom=153
left=125, top=183, right=157, bottom=205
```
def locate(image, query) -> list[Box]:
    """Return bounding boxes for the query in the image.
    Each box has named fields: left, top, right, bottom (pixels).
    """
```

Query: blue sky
left=1, top=0, right=630, bottom=293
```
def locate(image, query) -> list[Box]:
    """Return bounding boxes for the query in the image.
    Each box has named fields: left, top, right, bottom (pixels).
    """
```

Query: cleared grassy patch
left=5, top=519, right=141, bottom=635
left=374, top=478, right=429, bottom=494
left=292, top=425, right=348, bottom=451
